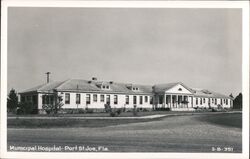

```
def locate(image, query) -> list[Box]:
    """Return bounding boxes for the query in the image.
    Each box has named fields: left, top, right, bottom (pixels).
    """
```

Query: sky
left=7, top=7, right=242, bottom=96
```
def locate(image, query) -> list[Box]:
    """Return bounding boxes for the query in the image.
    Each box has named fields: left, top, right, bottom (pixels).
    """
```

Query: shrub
left=133, top=105, right=138, bottom=116
left=78, top=108, right=85, bottom=114
left=110, top=111, right=117, bottom=117
left=42, top=95, right=64, bottom=115
left=142, top=108, right=149, bottom=112
left=155, top=107, right=171, bottom=111
left=42, top=104, right=54, bottom=114
left=86, top=109, right=94, bottom=114
left=116, top=108, right=122, bottom=115
left=17, top=102, right=35, bottom=114
left=104, top=104, right=111, bottom=113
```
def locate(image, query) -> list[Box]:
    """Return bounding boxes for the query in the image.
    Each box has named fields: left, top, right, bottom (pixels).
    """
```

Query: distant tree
left=229, top=93, right=234, bottom=99
left=233, top=93, right=242, bottom=109
left=7, top=89, right=18, bottom=113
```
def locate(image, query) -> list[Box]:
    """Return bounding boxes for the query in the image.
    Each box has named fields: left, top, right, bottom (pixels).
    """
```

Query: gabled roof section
left=153, top=82, right=193, bottom=93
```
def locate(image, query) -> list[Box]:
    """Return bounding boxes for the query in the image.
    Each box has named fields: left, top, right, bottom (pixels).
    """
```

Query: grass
left=7, top=113, right=242, bottom=152
left=7, top=118, right=161, bottom=128
left=196, top=113, right=242, bottom=128
left=7, top=110, right=222, bottom=118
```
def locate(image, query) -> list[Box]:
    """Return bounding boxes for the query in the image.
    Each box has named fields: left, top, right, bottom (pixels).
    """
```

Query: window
left=178, top=88, right=182, bottom=91
left=65, top=93, right=70, bottom=104
left=32, top=95, right=37, bottom=104
left=159, top=95, right=163, bottom=104
left=42, top=95, right=45, bottom=104
left=45, top=96, right=49, bottom=104
left=226, top=99, right=228, bottom=105
left=140, top=96, right=143, bottom=104
left=166, top=95, right=170, bottom=104
left=86, top=94, right=90, bottom=104
left=200, top=98, right=202, bottom=105
left=50, top=96, right=54, bottom=104
left=215, top=99, right=217, bottom=105
left=106, top=95, right=110, bottom=104
left=145, top=96, right=148, bottom=103
left=178, top=96, right=182, bottom=104
left=133, top=96, right=137, bottom=104
left=203, top=98, right=205, bottom=103
left=221, top=99, right=223, bottom=105
left=76, top=94, right=81, bottom=104
left=125, top=95, right=129, bottom=104
left=27, top=96, right=31, bottom=102
left=93, top=94, right=97, bottom=102
left=21, top=96, right=25, bottom=103
left=196, top=98, right=198, bottom=105
left=102, top=85, right=105, bottom=89
left=114, top=95, right=118, bottom=104
left=150, top=96, right=153, bottom=104
left=100, top=95, right=104, bottom=102
left=106, top=85, right=109, bottom=89
left=183, top=96, right=188, bottom=102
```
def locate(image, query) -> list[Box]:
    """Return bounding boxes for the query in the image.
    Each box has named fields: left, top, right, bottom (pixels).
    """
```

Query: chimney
left=92, top=77, right=97, bottom=81
left=45, top=72, right=51, bottom=83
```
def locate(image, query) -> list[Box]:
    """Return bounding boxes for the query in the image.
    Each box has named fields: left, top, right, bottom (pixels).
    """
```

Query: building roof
left=191, top=88, right=231, bottom=99
left=19, top=79, right=153, bottom=95
left=19, top=79, right=231, bottom=98
left=19, top=81, right=65, bottom=93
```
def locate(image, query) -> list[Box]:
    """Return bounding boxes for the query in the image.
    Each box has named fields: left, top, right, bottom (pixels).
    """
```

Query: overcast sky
left=7, top=7, right=242, bottom=96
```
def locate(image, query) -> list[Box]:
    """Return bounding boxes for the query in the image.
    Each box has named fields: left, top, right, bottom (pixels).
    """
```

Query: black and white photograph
left=1, top=1, right=249, bottom=159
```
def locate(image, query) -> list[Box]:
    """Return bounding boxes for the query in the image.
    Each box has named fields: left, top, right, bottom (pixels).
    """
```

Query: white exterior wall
left=56, top=92, right=153, bottom=109
left=192, top=97, right=232, bottom=108
left=38, top=93, right=43, bottom=109
left=37, top=91, right=232, bottom=110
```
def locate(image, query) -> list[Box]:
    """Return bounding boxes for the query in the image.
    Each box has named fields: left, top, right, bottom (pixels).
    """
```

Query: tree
left=7, top=89, right=18, bottom=113
left=233, top=93, right=242, bottom=109
left=229, top=93, right=234, bottom=99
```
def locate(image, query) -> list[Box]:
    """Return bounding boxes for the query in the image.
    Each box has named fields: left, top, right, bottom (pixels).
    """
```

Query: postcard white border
left=1, top=1, right=249, bottom=159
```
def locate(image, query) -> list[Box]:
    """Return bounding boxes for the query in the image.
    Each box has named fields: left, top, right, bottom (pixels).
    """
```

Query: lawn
left=8, top=110, right=190, bottom=117
left=7, top=113, right=242, bottom=152
left=7, top=118, right=161, bottom=128
left=196, top=112, right=242, bottom=128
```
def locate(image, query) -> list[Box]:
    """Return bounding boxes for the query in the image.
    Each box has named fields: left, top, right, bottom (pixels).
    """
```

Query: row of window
left=158, top=95, right=230, bottom=106
left=64, top=93, right=153, bottom=105
left=195, top=97, right=229, bottom=105
left=21, top=95, right=38, bottom=104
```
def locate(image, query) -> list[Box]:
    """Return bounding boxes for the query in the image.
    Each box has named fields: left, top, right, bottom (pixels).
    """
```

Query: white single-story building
left=19, top=77, right=233, bottom=113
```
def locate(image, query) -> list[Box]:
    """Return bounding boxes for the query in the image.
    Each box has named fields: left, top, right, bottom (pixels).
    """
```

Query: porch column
left=170, top=94, right=172, bottom=108
left=163, top=94, right=166, bottom=108
left=182, top=95, right=184, bottom=108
